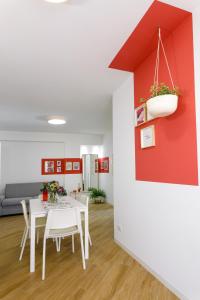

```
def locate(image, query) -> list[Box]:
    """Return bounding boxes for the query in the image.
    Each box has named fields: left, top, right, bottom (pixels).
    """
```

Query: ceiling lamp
left=48, top=118, right=66, bottom=125
left=44, top=0, right=68, bottom=3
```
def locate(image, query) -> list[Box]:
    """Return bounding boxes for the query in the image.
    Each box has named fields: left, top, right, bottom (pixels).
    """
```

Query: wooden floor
left=0, top=204, right=178, bottom=300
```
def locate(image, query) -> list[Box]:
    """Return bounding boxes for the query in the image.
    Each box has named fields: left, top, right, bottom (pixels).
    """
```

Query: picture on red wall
left=66, top=162, right=72, bottom=171
left=64, top=158, right=82, bottom=174
left=73, top=162, right=80, bottom=171
left=135, top=104, right=146, bottom=126
left=140, top=125, right=155, bottom=149
left=42, top=158, right=64, bottom=175
left=99, top=157, right=109, bottom=173
left=57, top=161, right=61, bottom=167
left=42, top=158, right=82, bottom=175
left=45, top=161, right=54, bottom=173
left=57, top=167, right=62, bottom=173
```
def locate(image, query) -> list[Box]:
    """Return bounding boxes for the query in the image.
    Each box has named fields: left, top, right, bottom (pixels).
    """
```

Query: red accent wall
left=110, top=1, right=198, bottom=185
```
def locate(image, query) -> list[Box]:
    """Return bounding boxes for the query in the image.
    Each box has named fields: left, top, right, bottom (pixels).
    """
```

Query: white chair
left=42, top=207, right=86, bottom=280
left=19, top=200, right=46, bottom=261
left=77, top=194, right=92, bottom=246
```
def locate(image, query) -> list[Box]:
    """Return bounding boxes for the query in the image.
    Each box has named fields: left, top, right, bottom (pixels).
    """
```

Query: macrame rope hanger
left=153, top=28, right=175, bottom=96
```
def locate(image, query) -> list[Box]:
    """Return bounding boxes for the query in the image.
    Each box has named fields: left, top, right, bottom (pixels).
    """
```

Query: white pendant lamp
left=48, top=118, right=66, bottom=125
left=44, top=0, right=68, bottom=3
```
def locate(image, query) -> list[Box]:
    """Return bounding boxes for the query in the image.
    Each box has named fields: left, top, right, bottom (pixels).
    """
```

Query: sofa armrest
left=0, top=195, right=5, bottom=202
left=0, top=195, right=4, bottom=216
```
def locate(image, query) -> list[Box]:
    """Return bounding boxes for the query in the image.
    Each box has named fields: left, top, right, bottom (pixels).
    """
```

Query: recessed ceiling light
left=44, top=0, right=68, bottom=3
left=48, top=118, right=66, bottom=125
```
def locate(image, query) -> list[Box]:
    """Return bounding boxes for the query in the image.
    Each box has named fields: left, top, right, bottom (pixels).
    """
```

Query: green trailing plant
left=150, top=83, right=179, bottom=97
left=139, top=83, right=180, bottom=103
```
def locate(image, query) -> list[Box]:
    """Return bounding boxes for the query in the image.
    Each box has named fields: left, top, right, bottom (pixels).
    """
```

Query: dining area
left=19, top=193, right=91, bottom=280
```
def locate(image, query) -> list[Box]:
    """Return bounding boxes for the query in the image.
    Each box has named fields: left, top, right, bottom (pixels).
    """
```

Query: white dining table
left=29, top=196, right=89, bottom=273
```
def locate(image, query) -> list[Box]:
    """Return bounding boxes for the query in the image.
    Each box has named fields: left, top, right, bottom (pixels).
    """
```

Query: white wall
left=113, top=69, right=200, bottom=299
left=0, top=141, right=65, bottom=193
left=0, top=130, right=102, bottom=195
left=99, top=131, right=113, bottom=205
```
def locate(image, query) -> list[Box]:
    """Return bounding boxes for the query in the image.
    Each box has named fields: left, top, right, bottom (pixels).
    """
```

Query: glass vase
left=48, top=192, right=57, bottom=203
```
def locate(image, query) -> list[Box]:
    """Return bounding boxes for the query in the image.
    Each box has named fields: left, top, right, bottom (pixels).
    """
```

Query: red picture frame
left=98, top=157, right=109, bottom=173
left=41, top=159, right=64, bottom=175
left=64, top=158, right=83, bottom=174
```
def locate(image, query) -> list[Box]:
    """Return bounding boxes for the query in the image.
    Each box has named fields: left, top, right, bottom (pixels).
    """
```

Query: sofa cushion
left=5, top=182, right=43, bottom=198
left=2, top=197, right=31, bottom=207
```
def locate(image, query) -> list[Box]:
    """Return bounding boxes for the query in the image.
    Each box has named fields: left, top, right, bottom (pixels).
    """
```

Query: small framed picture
left=135, top=104, right=146, bottom=126
left=141, top=125, right=155, bottom=149
left=102, top=160, right=108, bottom=171
left=57, top=166, right=61, bottom=173
left=73, top=162, right=80, bottom=171
left=45, top=161, right=54, bottom=173
left=66, top=162, right=72, bottom=171
left=57, top=161, right=61, bottom=167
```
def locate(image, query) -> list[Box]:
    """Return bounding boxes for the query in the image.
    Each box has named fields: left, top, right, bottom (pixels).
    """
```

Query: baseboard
left=115, top=238, right=188, bottom=300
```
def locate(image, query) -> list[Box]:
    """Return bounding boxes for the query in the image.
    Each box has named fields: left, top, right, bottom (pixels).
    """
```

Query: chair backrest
left=78, top=194, right=89, bottom=208
left=21, top=200, right=29, bottom=228
left=45, top=207, right=81, bottom=236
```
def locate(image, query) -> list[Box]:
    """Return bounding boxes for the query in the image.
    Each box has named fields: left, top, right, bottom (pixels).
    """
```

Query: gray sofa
left=0, top=182, right=43, bottom=216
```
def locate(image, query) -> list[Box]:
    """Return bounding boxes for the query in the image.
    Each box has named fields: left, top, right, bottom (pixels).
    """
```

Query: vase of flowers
left=41, top=181, right=67, bottom=203
left=48, top=181, right=59, bottom=203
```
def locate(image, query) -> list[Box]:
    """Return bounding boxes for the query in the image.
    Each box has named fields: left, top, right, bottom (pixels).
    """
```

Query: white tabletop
left=29, top=196, right=87, bottom=216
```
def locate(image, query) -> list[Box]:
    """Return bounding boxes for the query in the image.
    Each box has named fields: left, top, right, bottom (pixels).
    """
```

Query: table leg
left=84, top=209, right=89, bottom=259
left=30, top=214, right=36, bottom=272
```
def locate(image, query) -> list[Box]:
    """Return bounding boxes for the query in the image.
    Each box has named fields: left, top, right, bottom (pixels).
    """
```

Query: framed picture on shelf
left=140, top=125, right=155, bottom=149
left=135, top=104, right=146, bottom=126
left=73, top=162, right=80, bottom=171
left=66, top=162, right=73, bottom=171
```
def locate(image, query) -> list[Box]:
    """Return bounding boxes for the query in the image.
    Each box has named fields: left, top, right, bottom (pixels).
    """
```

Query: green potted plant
left=88, top=188, right=106, bottom=203
left=140, top=83, right=179, bottom=119
left=146, top=83, right=179, bottom=118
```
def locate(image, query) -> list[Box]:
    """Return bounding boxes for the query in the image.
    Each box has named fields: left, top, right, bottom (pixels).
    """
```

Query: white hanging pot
left=146, top=94, right=178, bottom=118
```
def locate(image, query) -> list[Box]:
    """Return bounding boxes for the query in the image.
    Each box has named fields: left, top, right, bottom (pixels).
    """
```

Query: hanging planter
left=139, top=28, right=179, bottom=121
left=147, top=94, right=178, bottom=118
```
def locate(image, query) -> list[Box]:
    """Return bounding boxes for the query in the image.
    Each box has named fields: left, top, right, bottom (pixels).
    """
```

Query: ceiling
left=0, top=0, right=198, bottom=135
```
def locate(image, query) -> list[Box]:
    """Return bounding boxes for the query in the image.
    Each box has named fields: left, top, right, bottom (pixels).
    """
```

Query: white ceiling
left=0, top=0, right=198, bottom=134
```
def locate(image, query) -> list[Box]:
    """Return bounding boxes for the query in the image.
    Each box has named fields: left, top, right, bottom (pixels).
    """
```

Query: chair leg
left=19, top=228, right=29, bottom=261
left=55, top=238, right=59, bottom=252
left=58, top=238, right=61, bottom=252
left=88, top=232, right=92, bottom=246
left=42, top=237, right=47, bottom=280
left=72, top=235, right=75, bottom=253
left=20, top=228, right=26, bottom=247
left=36, top=229, right=40, bottom=245
left=79, top=231, right=86, bottom=270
